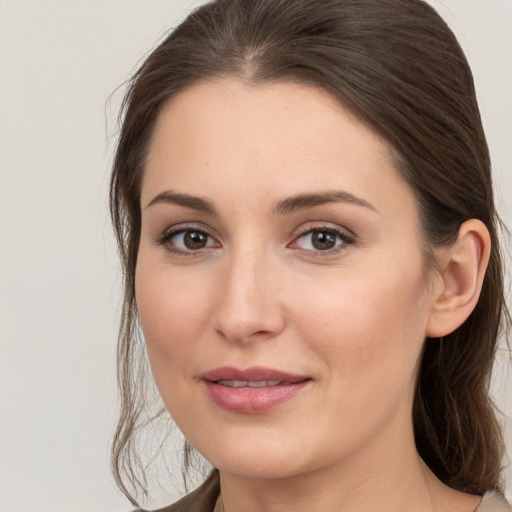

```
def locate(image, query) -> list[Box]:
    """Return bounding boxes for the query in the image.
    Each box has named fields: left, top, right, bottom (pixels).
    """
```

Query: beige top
left=212, top=492, right=512, bottom=512
left=477, top=492, right=512, bottom=512
left=152, top=471, right=512, bottom=512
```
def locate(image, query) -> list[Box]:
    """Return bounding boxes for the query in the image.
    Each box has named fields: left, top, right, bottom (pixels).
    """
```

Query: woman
left=109, top=0, right=511, bottom=510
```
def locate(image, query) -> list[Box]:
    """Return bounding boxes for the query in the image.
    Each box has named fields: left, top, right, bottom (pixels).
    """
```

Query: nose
left=211, top=247, right=285, bottom=344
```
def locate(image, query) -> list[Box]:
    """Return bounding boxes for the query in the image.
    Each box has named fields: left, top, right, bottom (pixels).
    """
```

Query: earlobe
left=426, top=219, right=491, bottom=338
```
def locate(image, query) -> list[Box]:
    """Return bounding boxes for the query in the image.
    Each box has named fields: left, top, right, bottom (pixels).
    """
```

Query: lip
left=201, top=366, right=311, bottom=414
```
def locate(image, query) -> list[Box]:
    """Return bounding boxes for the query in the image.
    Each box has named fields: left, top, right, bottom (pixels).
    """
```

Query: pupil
left=312, top=231, right=336, bottom=250
left=184, top=231, right=207, bottom=249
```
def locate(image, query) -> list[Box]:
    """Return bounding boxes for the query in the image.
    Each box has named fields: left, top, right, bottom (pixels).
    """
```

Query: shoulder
left=475, top=491, right=512, bottom=512
left=145, top=471, right=220, bottom=512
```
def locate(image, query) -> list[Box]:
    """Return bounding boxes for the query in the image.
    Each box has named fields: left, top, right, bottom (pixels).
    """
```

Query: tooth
left=248, top=381, right=267, bottom=387
left=217, top=380, right=233, bottom=387
left=216, top=379, right=287, bottom=388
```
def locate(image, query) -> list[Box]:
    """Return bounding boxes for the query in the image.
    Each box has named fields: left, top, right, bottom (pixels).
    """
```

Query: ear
left=426, top=219, right=491, bottom=338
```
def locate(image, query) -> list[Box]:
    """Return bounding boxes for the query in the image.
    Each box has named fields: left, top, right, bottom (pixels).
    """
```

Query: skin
left=136, top=79, right=487, bottom=512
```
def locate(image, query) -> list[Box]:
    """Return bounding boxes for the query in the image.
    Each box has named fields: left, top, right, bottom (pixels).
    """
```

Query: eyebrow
left=145, top=191, right=217, bottom=214
left=145, top=189, right=377, bottom=215
left=273, top=191, right=378, bottom=215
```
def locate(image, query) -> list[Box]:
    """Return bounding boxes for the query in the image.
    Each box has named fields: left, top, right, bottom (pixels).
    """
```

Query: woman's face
left=136, top=79, right=439, bottom=479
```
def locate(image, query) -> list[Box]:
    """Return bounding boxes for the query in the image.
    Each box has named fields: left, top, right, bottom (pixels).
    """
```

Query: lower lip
left=203, top=380, right=309, bottom=414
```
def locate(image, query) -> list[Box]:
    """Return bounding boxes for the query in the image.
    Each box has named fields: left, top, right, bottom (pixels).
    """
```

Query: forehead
left=142, top=78, right=416, bottom=222
left=148, top=79, right=385, bottom=158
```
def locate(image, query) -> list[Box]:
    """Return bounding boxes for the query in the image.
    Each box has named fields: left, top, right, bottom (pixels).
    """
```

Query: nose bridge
left=213, top=241, right=284, bottom=343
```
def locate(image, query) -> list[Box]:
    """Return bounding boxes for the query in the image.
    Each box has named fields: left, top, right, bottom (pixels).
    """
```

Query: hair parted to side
left=109, top=0, right=510, bottom=506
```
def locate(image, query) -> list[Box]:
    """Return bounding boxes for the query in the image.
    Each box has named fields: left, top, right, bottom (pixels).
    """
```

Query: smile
left=217, top=380, right=287, bottom=387
left=201, top=367, right=311, bottom=414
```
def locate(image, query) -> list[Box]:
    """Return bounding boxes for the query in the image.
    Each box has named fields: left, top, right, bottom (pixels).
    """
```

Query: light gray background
left=0, top=1, right=510, bottom=511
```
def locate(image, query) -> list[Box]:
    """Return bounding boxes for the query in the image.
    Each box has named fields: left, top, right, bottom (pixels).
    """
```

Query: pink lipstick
left=201, top=366, right=311, bottom=414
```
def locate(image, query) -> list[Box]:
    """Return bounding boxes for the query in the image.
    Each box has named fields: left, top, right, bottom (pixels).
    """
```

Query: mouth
left=202, top=366, right=309, bottom=383
left=201, top=366, right=311, bottom=414
left=215, top=379, right=297, bottom=388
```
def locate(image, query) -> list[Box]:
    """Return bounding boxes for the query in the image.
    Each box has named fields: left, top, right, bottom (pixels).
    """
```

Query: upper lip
left=201, top=366, right=309, bottom=383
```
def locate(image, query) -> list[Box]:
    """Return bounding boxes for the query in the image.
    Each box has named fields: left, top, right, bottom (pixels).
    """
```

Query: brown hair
left=109, top=0, right=510, bottom=506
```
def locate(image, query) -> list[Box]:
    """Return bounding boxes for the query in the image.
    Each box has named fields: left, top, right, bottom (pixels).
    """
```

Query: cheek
left=294, top=262, right=429, bottom=387
left=135, top=261, right=214, bottom=383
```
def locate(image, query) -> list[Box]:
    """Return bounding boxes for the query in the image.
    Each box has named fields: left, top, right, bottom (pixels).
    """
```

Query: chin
left=213, top=455, right=307, bottom=481
left=188, top=427, right=308, bottom=480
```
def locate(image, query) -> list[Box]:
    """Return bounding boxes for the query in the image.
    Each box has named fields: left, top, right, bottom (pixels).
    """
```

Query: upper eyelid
left=292, top=227, right=354, bottom=244
left=156, top=222, right=217, bottom=240
left=154, top=226, right=220, bottom=254
left=293, top=222, right=356, bottom=239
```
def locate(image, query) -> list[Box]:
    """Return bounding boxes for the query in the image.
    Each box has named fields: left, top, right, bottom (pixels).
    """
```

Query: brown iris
left=184, top=231, right=208, bottom=249
left=311, top=230, right=337, bottom=250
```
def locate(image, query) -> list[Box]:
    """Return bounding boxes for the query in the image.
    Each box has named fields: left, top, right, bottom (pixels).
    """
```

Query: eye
left=155, top=227, right=220, bottom=253
left=290, top=227, right=354, bottom=252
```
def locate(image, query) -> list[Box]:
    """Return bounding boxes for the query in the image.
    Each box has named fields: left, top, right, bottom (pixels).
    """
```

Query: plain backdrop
left=0, top=1, right=510, bottom=511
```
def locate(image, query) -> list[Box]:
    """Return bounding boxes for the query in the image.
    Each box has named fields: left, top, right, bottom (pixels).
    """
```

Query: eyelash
left=154, top=224, right=218, bottom=256
left=290, top=226, right=355, bottom=256
left=154, top=224, right=355, bottom=257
